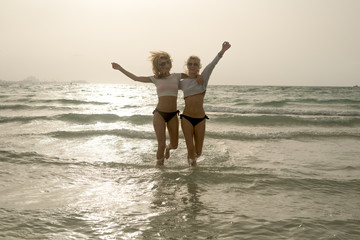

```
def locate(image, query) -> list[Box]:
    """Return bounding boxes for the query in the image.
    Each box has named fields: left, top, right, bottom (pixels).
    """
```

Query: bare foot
left=188, top=158, right=197, bottom=167
left=156, top=158, right=164, bottom=166
left=165, top=145, right=171, bottom=159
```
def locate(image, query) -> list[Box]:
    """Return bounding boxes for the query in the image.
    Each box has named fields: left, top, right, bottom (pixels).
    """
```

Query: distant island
left=0, top=76, right=87, bottom=84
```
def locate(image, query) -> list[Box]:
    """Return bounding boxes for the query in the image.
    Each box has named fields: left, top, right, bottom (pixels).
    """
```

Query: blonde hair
left=149, top=51, right=172, bottom=79
left=185, top=56, right=202, bottom=75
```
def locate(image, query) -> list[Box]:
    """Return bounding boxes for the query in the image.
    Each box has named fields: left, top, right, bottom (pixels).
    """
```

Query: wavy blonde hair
left=185, top=56, right=202, bottom=75
left=149, top=51, right=172, bottom=79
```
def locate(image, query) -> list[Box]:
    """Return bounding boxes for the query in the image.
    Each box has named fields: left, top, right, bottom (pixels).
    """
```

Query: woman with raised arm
left=180, top=41, right=231, bottom=166
left=112, top=51, right=187, bottom=166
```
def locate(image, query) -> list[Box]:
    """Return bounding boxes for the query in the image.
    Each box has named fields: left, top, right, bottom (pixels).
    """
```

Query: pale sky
left=1, top=0, right=359, bottom=86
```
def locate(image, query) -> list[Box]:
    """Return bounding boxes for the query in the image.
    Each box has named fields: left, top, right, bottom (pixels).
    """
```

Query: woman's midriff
left=183, top=93, right=205, bottom=118
left=156, top=96, right=178, bottom=112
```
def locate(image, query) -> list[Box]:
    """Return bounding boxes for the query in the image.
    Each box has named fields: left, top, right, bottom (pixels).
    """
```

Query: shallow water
left=1, top=83, right=359, bottom=239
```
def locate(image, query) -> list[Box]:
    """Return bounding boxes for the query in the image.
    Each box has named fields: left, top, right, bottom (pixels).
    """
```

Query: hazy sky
left=1, top=0, right=359, bottom=86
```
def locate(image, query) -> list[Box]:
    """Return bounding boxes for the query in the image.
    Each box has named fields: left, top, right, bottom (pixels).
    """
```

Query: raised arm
left=111, top=62, right=152, bottom=83
left=201, top=41, right=231, bottom=87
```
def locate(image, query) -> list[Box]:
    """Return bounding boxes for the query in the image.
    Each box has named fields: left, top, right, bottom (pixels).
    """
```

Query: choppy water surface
left=0, top=83, right=359, bottom=239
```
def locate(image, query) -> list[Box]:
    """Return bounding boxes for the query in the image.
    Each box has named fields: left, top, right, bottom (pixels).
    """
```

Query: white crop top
left=179, top=53, right=222, bottom=98
left=149, top=73, right=181, bottom=97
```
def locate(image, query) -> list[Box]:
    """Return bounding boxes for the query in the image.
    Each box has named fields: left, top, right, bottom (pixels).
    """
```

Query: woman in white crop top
left=111, top=51, right=188, bottom=166
left=180, top=41, right=231, bottom=166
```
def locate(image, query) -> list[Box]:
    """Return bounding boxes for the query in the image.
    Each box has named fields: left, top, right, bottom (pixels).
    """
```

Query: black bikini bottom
left=180, top=114, right=209, bottom=127
left=153, top=108, right=179, bottom=122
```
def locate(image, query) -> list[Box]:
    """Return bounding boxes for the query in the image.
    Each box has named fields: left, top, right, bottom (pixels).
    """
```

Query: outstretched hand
left=111, top=62, right=121, bottom=70
left=221, top=41, right=231, bottom=53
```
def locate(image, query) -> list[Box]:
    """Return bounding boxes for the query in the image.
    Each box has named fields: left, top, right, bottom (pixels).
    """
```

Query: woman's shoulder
left=181, top=78, right=199, bottom=87
left=171, top=73, right=182, bottom=77
left=182, top=77, right=196, bottom=81
left=149, top=75, right=157, bottom=83
left=169, top=73, right=182, bottom=80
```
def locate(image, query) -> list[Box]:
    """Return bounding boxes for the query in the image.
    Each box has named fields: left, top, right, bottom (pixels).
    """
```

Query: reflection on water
left=143, top=169, right=216, bottom=239
left=64, top=166, right=217, bottom=239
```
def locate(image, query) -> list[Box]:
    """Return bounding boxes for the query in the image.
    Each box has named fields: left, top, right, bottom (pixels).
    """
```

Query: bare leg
left=181, top=118, right=196, bottom=165
left=165, top=115, right=179, bottom=159
left=194, top=119, right=206, bottom=158
left=153, top=112, right=166, bottom=165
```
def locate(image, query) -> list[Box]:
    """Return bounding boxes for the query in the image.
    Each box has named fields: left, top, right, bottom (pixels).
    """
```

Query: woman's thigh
left=194, top=120, right=206, bottom=155
left=153, top=112, right=166, bottom=145
left=181, top=118, right=195, bottom=154
left=166, top=115, right=179, bottom=146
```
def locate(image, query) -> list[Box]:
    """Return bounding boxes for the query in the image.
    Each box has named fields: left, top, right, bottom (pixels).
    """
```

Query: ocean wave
left=48, top=128, right=154, bottom=139
left=2, top=112, right=360, bottom=129
left=2, top=149, right=358, bottom=194
left=0, top=150, right=66, bottom=165
left=0, top=104, right=74, bottom=111
left=255, top=98, right=360, bottom=106
left=0, top=104, right=34, bottom=110
left=0, top=150, right=100, bottom=167
left=232, top=97, right=360, bottom=109
left=30, top=99, right=109, bottom=105
left=56, top=113, right=153, bottom=124
left=205, top=105, right=360, bottom=117
left=258, top=176, right=360, bottom=193
left=119, top=115, right=153, bottom=125
left=234, top=98, right=360, bottom=108
left=43, top=127, right=360, bottom=141
left=0, top=116, right=49, bottom=124
left=0, top=114, right=153, bottom=125
left=206, top=130, right=360, bottom=141
left=255, top=100, right=288, bottom=107
left=185, top=169, right=360, bottom=192
left=2, top=98, right=109, bottom=105
left=297, top=98, right=360, bottom=105
left=211, top=115, right=360, bottom=127
left=56, top=113, right=121, bottom=124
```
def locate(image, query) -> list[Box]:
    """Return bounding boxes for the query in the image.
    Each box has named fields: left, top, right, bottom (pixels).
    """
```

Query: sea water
left=0, top=83, right=359, bottom=239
